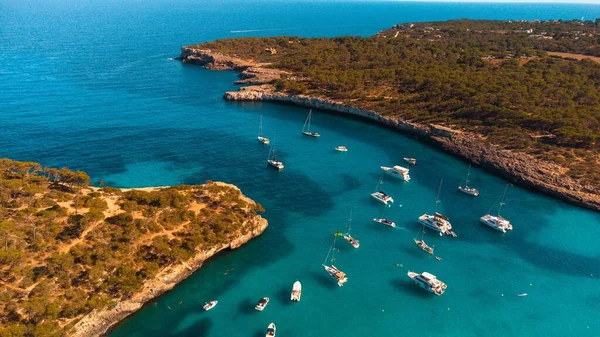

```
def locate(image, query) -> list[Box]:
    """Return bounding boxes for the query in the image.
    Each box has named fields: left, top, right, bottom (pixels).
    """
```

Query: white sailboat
left=371, top=174, right=394, bottom=205
left=267, top=146, right=284, bottom=171
left=414, top=226, right=434, bottom=255
left=418, top=179, right=456, bottom=237
left=342, top=210, right=359, bottom=248
left=480, top=184, right=513, bottom=233
left=322, top=236, right=348, bottom=286
left=301, top=109, right=320, bottom=137
left=458, top=164, right=479, bottom=196
left=257, top=115, right=270, bottom=145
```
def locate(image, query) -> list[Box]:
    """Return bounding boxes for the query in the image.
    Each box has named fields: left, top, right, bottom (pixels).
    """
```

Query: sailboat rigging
left=371, top=174, right=394, bottom=206
left=257, top=115, right=270, bottom=145
left=458, top=164, right=479, bottom=196
left=480, top=184, right=513, bottom=233
left=417, top=179, right=456, bottom=237
left=322, top=235, right=348, bottom=286
left=301, top=109, right=320, bottom=138
left=342, top=209, right=359, bottom=248
left=414, top=225, right=434, bottom=255
left=266, top=146, right=284, bottom=171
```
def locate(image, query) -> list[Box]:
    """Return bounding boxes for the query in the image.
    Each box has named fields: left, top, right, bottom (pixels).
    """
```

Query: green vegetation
left=0, top=159, right=264, bottom=337
left=194, top=19, right=600, bottom=186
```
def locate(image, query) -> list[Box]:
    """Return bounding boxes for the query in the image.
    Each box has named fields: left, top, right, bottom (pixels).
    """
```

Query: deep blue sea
left=2, top=1, right=600, bottom=336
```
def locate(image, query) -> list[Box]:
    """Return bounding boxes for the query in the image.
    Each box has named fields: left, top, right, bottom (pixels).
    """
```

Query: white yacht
left=403, top=157, right=417, bottom=165
left=267, top=147, right=284, bottom=171
left=335, top=145, right=348, bottom=152
left=373, top=218, right=396, bottom=228
left=291, top=281, right=302, bottom=302
left=481, top=184, right=513, bottom=233
left=418, top=212, right=453, bottom=236
left=458, top=164, right=479, bottom=196
left=407, top=271, right=447, bottom=295
left=255, top=297, right=269, bottom=311
left=266, top=323, right=276, bottom=337
left=371, top=191, right=394, bottom=205
left=323, top=264, right=348, bottom=287
left=203, top=300, right=218, bottom=311
left=381, top=165, right=410, bottom=181
left=414, top=239, right=434, bottom=255
left=257, top=115, right=270, bottom=145
left=301, top=109, right=320, bottom=137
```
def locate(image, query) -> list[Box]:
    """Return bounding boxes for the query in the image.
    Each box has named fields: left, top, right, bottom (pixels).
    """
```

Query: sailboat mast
left=259, top=115, right=263, bottom=137
left=347, top=209, right=353, bottom=232
left=498, top=184, right=508, bottom=216
left=466, top=165, right=471, bottom=186
left=434, top=179, right=443, bottom=213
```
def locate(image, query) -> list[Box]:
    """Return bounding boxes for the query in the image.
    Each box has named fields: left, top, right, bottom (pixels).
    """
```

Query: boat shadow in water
left=276, top=287, right=293, bottom=306
left=169, top=317, right=212, bottom=337
left=310, top=270, right=338, bottom=290
left=389, top=279, right=432, bottom=299
left=236, top=297, right=256, bottom=315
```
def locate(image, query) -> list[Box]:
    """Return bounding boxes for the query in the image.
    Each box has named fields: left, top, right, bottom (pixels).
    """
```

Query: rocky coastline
left=180, top=47, right=600, bottom=212
left=71, top=183, right=268, bottom=337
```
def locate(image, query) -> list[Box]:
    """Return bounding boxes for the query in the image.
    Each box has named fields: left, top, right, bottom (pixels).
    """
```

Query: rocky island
left=180, top=19, right=600, bottom=211
left=0, top=159, right=267, bottom=337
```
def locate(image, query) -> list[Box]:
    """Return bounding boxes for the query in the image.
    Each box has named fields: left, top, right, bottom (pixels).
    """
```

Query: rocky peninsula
left=179, top=19, right=600, bottom=211
left=0, top=159, right=268, bottom=337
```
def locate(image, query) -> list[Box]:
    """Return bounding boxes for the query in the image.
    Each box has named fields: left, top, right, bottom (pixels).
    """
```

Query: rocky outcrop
left=223, top=85, right=600, bottom=211
left=181, top=48, right=600, bottom=212
left=71, top=183, right=268, bottom=337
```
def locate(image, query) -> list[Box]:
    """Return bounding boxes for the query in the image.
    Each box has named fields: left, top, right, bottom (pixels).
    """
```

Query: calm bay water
left=2, top=1, right=600, bottom=336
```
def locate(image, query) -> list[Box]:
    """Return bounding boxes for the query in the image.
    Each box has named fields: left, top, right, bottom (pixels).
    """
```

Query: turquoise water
left=2, top=1, right=600, bottom=336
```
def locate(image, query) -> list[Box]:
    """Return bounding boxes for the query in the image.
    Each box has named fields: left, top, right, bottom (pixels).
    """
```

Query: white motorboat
left=301, top=109, right=320, bottom=137
left=381, top=165, right=410, bottom=181
left=267, top=147, right=284, bottom=171
left=255, top=297, right=269, bottom=311
left=266, top=323, right=276, bottom=337
left=335, top=145, right=348, bottom=152
left=373, top=218, right=396, bottom=228
left=407, top=271, right=447, bottom=295
left=458, top=164, right=479, bottom=196
left=203, top=300, right=218, bottom=311
left=481, top=184, right=513, bottom=233
left=403, top=157, right=417, bottom=165
left=257, top=115, right=270, bottom=145
left=291, top=281, right=302, bottom=302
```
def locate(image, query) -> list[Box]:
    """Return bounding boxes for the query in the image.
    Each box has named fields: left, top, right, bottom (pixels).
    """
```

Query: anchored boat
left=291, top=281, right=302, bottom=302
left=403, top=157, right=417, bottom=165
left=373, top=218, right=396, bottom=228
left=267, top=146, right=284, bottom=171
left=418, top=180, right=455, bottom=237
left=371, top=175, right=394, bottom=205
left=480, top=184, right=513, bottom=233
left=301, top=109, right=320, bottom=137
left=255, top=297, right=269, bottom=311
left=335, top=145, right=348, bottom=152
left=407, top=271, right=447, bottom=295
left=458, top=164, right=479, bottom=196
left=203, top=300, right=218, bottom=311
left=322, top=236, right=348, bottom=287
left=257, top=115, right=270, bottom=145
left=381, top=165, right=411, bottom=181
left=265, top=323, right=276, bottom=337
left=342, top=210, right=359, bottom=248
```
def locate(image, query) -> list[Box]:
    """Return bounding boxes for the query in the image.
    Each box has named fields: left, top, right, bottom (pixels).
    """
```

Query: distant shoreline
left=179, top=47, right=600, bottom=212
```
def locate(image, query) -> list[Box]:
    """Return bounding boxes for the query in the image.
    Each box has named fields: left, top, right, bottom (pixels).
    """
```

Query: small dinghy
left=255, top=297, right=269, bottom=311
left=403, top=157, right=417, bottom=165
left=203, top=300, right=218, bottom=311
left=518, top=293, right=528, bottom=297
left=266, top=323, right=276, bottom=337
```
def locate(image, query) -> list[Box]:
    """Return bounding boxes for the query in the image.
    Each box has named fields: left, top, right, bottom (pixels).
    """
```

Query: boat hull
left=381, top=166, right=410, bottom=182
left=323, top=264, right=347, bottom=286
left=302, top=131, right=320, bottom=138
left=458, top=186, right=479, bottom=196
left=258, top=136, right=270, bottom=145
left=373, top=218, right=396, bottom=228
left=480, top=216, right=511, bottom=233
left=267, top=160, right=284, bottom=171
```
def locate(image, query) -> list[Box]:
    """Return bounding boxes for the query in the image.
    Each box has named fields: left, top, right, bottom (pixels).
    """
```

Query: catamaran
left=342, top=210, right=359, bottom=248
left=301, top=109, right=320, bottom=137
left=267, top=146, right=284, bottom=171
left=322, top=236, right=348, bottom=287
left=414, top=226, right=434, bottom=255
left=403, top=157, right=417, bottom=165
left=458, top=164, right=479, bottom=196
left=407, top=271, right=447, bottom=295
left=480, top=184, right=513, bottom=233
left=257, top=115, right=270, bottom=145
left=380, top=165, right=411, bottom=182
left=203, top=300, right=218, bottom=311
left=371, top=175, right=394, bottom=205
left=291, top=281, right=302, bottom=302
left=255, top=297, right=269, bottom=311
left=418, top=180, right=455, bottom=237
left=265, top=323, right=276, bottom=337
left=373, top=218, right=396, bottom=228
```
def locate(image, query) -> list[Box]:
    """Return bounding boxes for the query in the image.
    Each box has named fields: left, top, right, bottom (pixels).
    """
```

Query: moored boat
left=301, top=109, right=320, bottom=137
left=267, top=146, right=284, bottom=171
left=203, top=300, right=218, bottom=311
left=407, top=271, right=447, bottom=295
left=480, top=184, right=513, bottom=233
left=403, top=157, right=417, bottom=165
left=371, top=174, right=394, bottom=205
left=418, top=180, right=455, bottom=237
left=291, top=281, right=302, bottom=302
left=335, top=145, right=348, bottom=152
left=381, top=165, right=410, bottom=181
left=342, top=210, right=359, bottom=248
left=322, top=236, right=348, bottom=286
left=266, top=323, right=276, bottom=337
left=458, top=164, right=479, bottom=196
left=255, top=297, right=269, bottom=311
left=257, top=115, right=270, bottom=145
left=373, top=218, right=396, bottom=228
left=414, top=238, right=434, bottom=255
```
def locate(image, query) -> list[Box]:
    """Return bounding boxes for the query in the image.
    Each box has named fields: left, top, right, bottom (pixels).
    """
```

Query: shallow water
left=2, top=1, right=600, bottom=336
